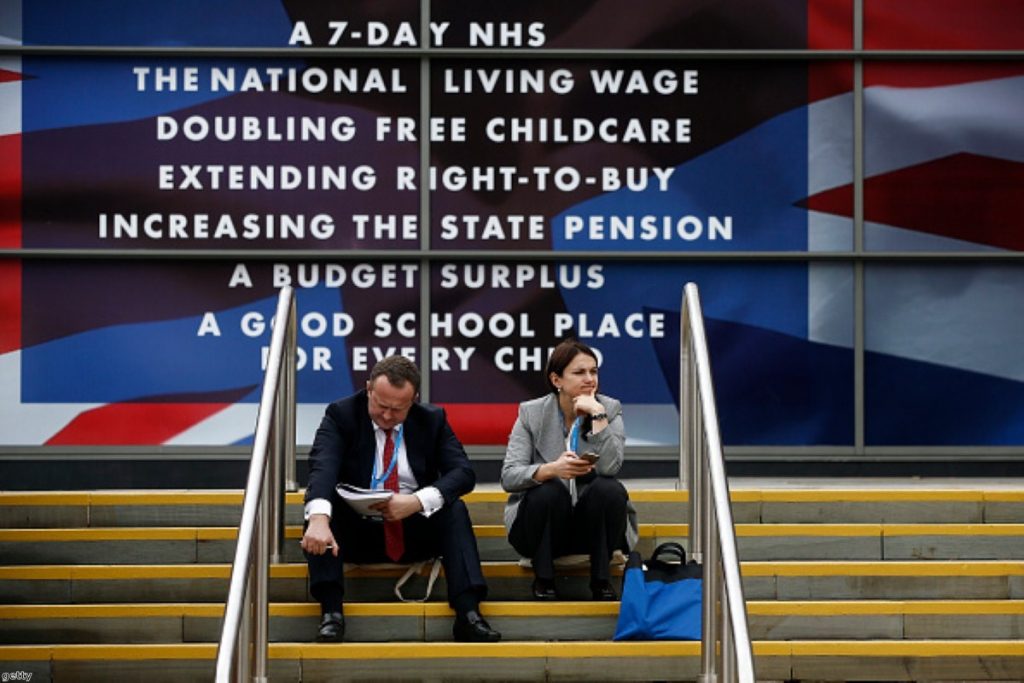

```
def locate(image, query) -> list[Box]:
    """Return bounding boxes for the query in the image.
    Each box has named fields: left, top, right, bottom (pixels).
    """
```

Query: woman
left=501, top=339, right=638, bottom=601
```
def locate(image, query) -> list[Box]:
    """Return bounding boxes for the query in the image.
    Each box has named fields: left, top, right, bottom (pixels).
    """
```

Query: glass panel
left=865, top=0, right=1024, bottom=50
left=21, top=57, right=420, bottom=251
left=863, top=62, right=1024, bottom=252
left=6, top=258, right=419, bottom=446
left=865, top=263, right=1024, bottom=446
left=22, top=0, right=421, bottom=48
left=429, top=261, right=854, bottom=446
left=430, top=60, right=833, bottom=254
left=433, top=0, right=818, bottom=50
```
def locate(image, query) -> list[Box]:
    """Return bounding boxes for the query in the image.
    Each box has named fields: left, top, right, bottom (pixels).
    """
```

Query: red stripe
left=0, top=69, right=25, bottom=84
left=0, top=135, right=21, bottom=248
left=804, top=153, right=1024, bottom=250
left=46, top=402, right=234, bottom=445
left=864, top=0, right=1024, bottom=88
left=439, top=403, right=519, bottom=445
left=808, top=0, right=855, bottom=102
left=865, top=0, right=1024, bottom=50
left=0, top=134, right=21, bottom=353
left=0, top=260, right=20, bottom=354
left=808, top=0, right=853, bottom=50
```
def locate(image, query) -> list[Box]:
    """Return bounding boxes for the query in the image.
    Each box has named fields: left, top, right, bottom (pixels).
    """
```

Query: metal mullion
left=418, top=0, right=432, bottom=400
left=853, top=0, right=866, bottom=455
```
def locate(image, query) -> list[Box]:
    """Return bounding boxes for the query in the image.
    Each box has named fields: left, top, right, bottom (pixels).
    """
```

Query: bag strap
left=394, top=557, right=443, bottom=603
left=650, top=541, right=687, bottom=564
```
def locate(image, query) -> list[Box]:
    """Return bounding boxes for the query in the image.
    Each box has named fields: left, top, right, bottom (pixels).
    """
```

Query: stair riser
left=4, top=498, right=1023, bottom=528
left=6, top=532, right=1024, bottom=565
left=3, top=652, right=1023, bottom=682
left=3, top=612, right=1024, bottom=645
left=4, top=573, right=1024, bottom=604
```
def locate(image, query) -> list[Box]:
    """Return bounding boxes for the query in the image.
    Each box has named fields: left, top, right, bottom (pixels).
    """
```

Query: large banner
left=2, top=1, right=1022, bottom=447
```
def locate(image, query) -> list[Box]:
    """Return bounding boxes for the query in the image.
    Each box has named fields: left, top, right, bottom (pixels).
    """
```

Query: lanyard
left=568, top=416, right=582, bottom=453
left=370, top=424, right=404, bottom=490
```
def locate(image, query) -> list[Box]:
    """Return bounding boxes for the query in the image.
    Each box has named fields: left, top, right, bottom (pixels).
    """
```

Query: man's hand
left=370, top=493, right=423, bottom=522
left=301, top=513, right=338, bottom=556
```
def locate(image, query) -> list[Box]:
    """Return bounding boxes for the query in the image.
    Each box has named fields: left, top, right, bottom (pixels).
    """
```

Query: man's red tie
left=382, top=429, right=405, bottom=562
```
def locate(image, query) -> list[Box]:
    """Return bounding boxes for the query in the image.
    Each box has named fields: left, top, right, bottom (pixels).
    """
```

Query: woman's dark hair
left=545, top=338, right=598, bottom=394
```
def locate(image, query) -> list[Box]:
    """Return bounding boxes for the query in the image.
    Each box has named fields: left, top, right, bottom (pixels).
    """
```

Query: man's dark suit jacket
left=305, top=389, right=476, bottom=509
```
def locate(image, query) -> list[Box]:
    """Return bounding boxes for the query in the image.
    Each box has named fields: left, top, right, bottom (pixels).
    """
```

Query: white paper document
left=335, top=483, right=393, bottom=517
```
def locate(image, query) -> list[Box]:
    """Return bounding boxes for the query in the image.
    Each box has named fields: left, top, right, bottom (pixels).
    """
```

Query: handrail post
left=268, top=412, right=282, bottom=566
left=283, top=300, right=298, bottom=492
left=680, top=302, right=692, bottom=493
left=681, top=291, right=703, bottom=565
left=699, top=451, right=719, bottom=683
left=253, top=466, right=270, bottom=682
left=216, top=286, right=296, bottom=682
left=679, top=282, right=756, bottom=683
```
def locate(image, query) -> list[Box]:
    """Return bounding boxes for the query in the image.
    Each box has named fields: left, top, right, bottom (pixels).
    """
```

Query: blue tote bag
left=613, top=541, right=702, bottom=641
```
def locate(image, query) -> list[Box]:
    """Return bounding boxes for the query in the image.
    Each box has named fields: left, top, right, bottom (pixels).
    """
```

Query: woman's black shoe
left=591, top=580, right=617, bottom=601
left=532, top=577, right=558, bottom=600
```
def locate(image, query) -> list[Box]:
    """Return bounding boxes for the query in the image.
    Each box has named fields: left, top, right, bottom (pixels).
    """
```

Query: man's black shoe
left=452, top=610, right=501, bottom=642
left=591, top=580, right=617, bottom=601
left=316, top=612, right=345, bottom=642
left=531, top=577, right=558, bottom=600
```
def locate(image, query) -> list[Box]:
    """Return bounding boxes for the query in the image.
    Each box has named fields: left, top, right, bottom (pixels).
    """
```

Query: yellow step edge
left=741, top=559, right=1024, bottom=576
left=883, top=523, right=1024, bottom=535
left=2, top=640, right=1024, bottom=661
left=284, top=641, right=702, bottom=660
left=437, top=522, right=1024, bottom=540
left=0, top=602, right=624, bottom=620
left=0, top=528, right=199, bottom=541
left=985, top=491, right=1024, bottom=502
left=748, top=599, right=1024, bottom=616
left=629, top=490, right=689, bottom=503
left=0, top=604, right=223, bottom=618
left=3, top=600, right=1022, bottom=621
left=3, top=560, right=1024, bottom=581
left=0, top=493, right=92, bottom=505
left=736, top=523, right=881, bottom=536
left=87, top=492, right=243, bottom=506
left=756, top=489, right=987, bottom=502
left=6, top=488, right=1023, bottom=507
left=780, top=640, right=1024, bottom=656
left=0, top=564, right=305, bottom=580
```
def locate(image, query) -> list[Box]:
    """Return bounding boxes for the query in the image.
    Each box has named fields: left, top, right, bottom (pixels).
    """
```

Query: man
left=301, top=355, right=500, bottom=643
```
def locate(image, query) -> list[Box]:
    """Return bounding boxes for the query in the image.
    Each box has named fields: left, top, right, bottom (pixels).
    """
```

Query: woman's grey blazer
left=500, top=392, right=639, bottom=551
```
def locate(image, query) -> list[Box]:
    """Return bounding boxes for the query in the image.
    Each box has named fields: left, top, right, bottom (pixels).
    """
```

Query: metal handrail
left=679, top=282, right=756, bottom=683
left=215, top=286, right=297, bottom=682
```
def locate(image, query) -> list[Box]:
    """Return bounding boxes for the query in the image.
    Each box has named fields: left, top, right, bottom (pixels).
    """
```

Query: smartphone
left=578, top=451, right=600, bottom=464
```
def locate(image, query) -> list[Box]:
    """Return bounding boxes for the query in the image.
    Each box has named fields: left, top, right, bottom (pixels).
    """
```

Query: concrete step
left=4, top=522, right=1024, bottom=564
left=3, top=488, right=1022, bottom=527
left=4, top=483, right=1024, bottom=682
left=2, top=600, right=1023, bottom=645
left=3, top=560, right=1023, bottom=605
left=1, top=640, right=1022, bottom=682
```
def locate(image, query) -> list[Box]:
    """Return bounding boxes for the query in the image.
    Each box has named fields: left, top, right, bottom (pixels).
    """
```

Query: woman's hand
left=572, top=391, right=609, bottom=436
left=572, top=391, right=603, bottom=417
left=537, top=451, right=594, bottom=481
